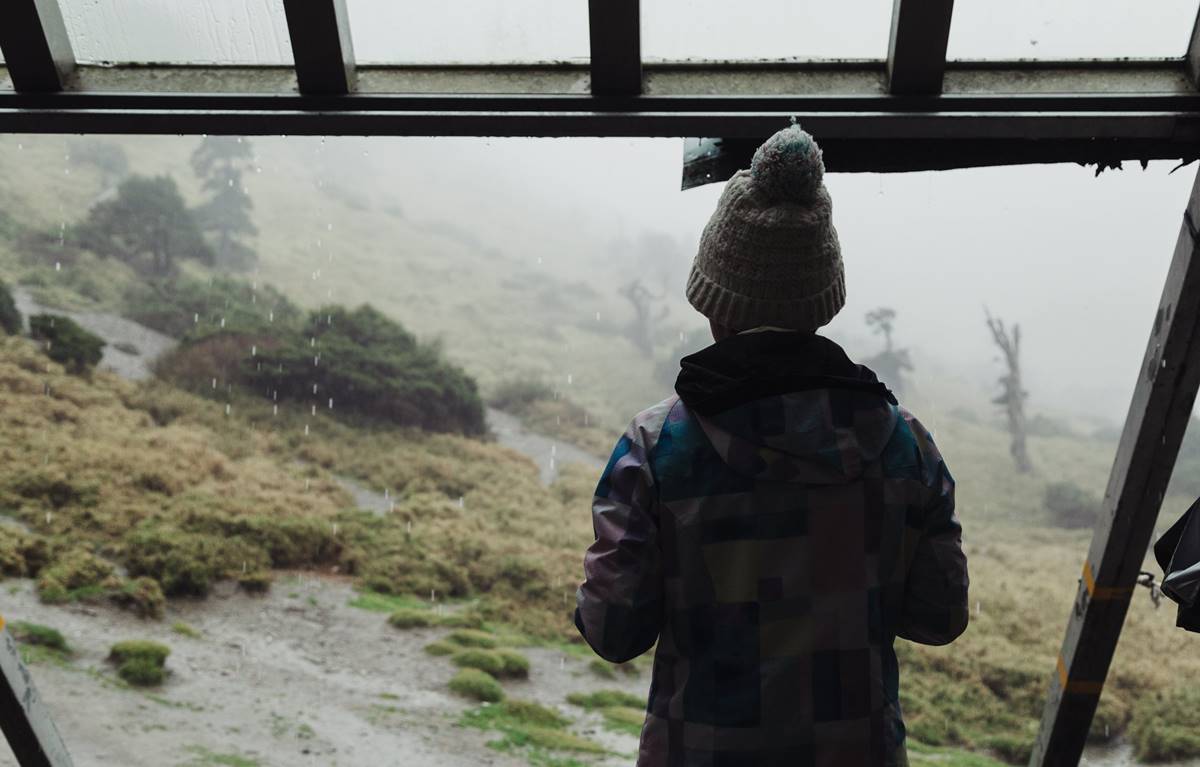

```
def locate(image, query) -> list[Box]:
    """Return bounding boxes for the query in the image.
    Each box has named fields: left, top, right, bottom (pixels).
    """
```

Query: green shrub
left=0, top=531, right=49, bottom=578
left=388, top=608, right=434, bottom=629
left=9, top=621, right=69, bottom=653
left=0, top=280, right=21, bottom=335
left=1044, top=481, right=1101, bottom=530
left=452, top=649, right=506, bottom=676
left=124, top=275, right=302, bottom=341
left=494, top=648, right=530, bottom=679
left=172, top=622, right=202, bottom=639
left=424, top=641, right=456, bottom=656
left=488, top=377, right=554, bottom=411
left=435, top=610, right=485, bottom=629
left=236, top=305, right=486, bottom=435
left=600, top=705, right=645, bottom=736
left=448, top=668, right=504, bottom=703
left=118, top=656, right=165, bottom=687
left=588, top=658, right=617, bottom=679
left=28, top=314, right=105, bottom=374
left=237, top=570, right=273, bottom=593
left=499, top=699, right=569, bottom=729
left=446, top=629, right=498, bottom=649
left=109, top=639, right=171, bottom=666
left=1130, top=688, right=1200, bottom=762
left=567, top=690, right=645, bottom=710
left=35, top=549, right=115, bottom=603
left=122, top=523, right=270, bottom=597
left=110, top=576, right=166, bottom=619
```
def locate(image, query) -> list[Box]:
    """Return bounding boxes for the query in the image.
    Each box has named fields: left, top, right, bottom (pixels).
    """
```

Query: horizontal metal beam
left=887, top=0, right=955, bottom=94
left=281, top=0, right=355, bottom=94
left=0, top=0, right=74, bottom=92
left=0, top=64, right=1198, bottom=175
left=1030, top=166, right=1200, bottom=766
left=588, top=0, right=642, bottom=95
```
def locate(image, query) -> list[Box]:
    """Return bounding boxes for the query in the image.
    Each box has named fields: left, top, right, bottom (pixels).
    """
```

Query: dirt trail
left=12, top=287, right=178, bottom=382
left=0, top=576, right=645, bottom=767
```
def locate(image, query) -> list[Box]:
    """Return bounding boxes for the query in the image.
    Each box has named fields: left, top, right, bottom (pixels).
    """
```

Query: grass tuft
left=448, top=668, right=504, bottom=703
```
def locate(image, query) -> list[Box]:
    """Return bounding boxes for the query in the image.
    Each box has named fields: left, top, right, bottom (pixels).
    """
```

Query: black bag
left=1153, top=496, right=1200, bottom=632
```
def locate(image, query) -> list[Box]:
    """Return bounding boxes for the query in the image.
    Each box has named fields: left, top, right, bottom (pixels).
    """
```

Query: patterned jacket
left=575, top=330, right=969, bottom=766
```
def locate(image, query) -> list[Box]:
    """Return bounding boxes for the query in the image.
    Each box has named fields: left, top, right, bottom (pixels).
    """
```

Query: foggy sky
left=26, top=0, right=1200, bottom=424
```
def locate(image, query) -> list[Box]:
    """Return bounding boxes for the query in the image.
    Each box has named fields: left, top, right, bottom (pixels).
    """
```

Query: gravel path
left=13, top=286, right=177, bottom=381
left=486, top=408, right=603, bottom=485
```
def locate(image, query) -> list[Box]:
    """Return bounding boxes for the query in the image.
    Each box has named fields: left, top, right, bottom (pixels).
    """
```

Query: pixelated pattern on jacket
left=576, top=390, right=968, bottom=767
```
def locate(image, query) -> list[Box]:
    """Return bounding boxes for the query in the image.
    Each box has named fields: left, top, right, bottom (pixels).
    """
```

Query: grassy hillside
left=3, top=133, right=1200, bottom=764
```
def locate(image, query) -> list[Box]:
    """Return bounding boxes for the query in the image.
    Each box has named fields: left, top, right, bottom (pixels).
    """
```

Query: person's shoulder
left=881, top=404, right=948, bottom=483
left=626, top=394, right=683, bottom=450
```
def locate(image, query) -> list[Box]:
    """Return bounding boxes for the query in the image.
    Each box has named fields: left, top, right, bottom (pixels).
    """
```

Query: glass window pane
left=347, top=0, right=589, bottom=64
left=59, top=0, right=293, bottom=64
left=641, top=0, right=893, bottom=61
left=948, top=0, right=1199, bottom=59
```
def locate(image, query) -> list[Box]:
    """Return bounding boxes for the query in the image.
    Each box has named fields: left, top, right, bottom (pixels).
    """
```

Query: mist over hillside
left=0, top=133, right=1192, bottom=434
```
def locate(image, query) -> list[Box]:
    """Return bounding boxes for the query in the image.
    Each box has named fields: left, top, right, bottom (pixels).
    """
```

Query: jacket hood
left=675, top=330, right=899, bottom=484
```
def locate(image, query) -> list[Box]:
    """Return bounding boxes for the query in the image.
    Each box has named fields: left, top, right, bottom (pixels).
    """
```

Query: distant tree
left=619, top=279, right=669, bottom=355
left=69, top=139, right=129, bottom=190
left=29, top=314, right=105, bottom=374
left=985, top=308, right=1033, bottom=473
left=0, top=280, right=21, bottom=335
left=78, top=175, right=213, bottom=277
left=190, top=137, right=257, bottom=271
left=863, top=307, right=913, bottom=397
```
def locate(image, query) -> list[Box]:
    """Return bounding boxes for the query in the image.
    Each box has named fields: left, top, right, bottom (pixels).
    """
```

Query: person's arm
left=574, top=420, right=663, bottom=663
left=897, top=419, right=970, bottom=646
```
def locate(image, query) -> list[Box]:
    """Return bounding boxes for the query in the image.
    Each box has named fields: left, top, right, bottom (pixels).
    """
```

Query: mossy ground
left=461, top=699, right=606, bottom=764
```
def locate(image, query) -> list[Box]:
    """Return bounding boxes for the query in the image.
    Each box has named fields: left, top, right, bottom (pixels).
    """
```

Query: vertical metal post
left=0, top=617, right=74, bottom=767
left=1030, top=167, right=1200, bottom=765
left=281, top=0, right=356, bottom=94
left=0, top=0, right=74, bottom=92
left=887, top=0, right=955, bottom=95
left=588, top=0, right=642, bottom=96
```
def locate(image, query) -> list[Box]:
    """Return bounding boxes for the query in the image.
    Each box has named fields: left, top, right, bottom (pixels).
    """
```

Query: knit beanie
left=685, top=124, right=845, bottom=331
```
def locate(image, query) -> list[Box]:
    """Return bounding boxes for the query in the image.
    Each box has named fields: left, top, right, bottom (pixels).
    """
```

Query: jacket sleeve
left=574, top=419, right=663, bottom=663
left=897, top=419, right=970, bottom=646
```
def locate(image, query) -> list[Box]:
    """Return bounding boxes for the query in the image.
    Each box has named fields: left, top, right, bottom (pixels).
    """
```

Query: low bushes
left=35, top=549, right=115, bottom=603
left=10, top=621, right=69, bottom=653
left=1129, top=688, right=1200, bottom=762
left=29, top=314, right=105, bottom=374
left=448, top=668, right=504, bottom=703
left=0, top=280, right=20, bottom=335
left=1043, top=481, right=1101, bottom=530
left=109, top=639, right=170, bottom=687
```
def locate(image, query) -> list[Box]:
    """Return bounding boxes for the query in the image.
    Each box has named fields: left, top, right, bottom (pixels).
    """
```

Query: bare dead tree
left=864, top=307, right=914, bottom=397
left=619, top=279, right=669, bottom=355
left=985, top=307, right=1033, bottom=473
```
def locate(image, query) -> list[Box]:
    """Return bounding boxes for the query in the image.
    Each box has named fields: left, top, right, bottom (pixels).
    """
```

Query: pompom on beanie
left=685, top=124, right=844, bottom=332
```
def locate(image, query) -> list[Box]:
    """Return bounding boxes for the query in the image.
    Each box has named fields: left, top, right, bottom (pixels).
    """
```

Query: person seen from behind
left=575, top=125, right=970, bottom=766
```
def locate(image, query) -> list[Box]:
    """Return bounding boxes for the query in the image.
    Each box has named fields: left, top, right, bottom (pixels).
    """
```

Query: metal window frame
left=0, top=0, right=74, bottom=92
left=280, top=0, right=355, bottom=94
left=887, top=0, right=955, bottom=95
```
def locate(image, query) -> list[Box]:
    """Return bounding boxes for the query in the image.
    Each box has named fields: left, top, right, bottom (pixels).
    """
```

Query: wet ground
left=0, top=576, right=645, bottom=767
